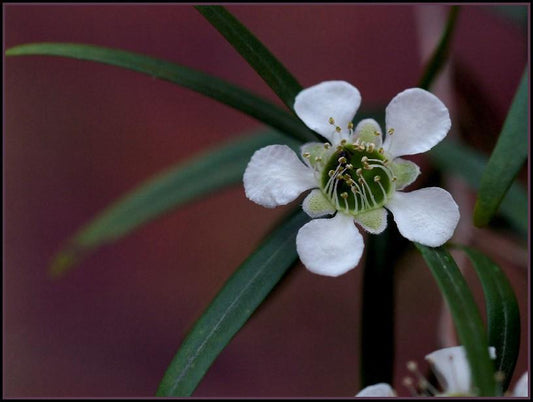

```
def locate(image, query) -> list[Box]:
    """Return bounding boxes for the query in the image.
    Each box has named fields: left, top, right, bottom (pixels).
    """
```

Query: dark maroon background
left=4, top=4, right=528, bottom=397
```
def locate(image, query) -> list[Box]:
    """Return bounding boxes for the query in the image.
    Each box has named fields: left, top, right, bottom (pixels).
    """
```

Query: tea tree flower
left=356, top=346, right=499, bottom=397
left=243, top=81, right=460, bottom=276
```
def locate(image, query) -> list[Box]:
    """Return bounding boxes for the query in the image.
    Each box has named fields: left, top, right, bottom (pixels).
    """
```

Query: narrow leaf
left=418, top=6, right=460, bottom=90
left=195, top=6, right=302, bottom=110
left=5, top=42, right=317, bottom=143
left=360, top=224, right=408, bottom=387
left=457, top=246, right=520, bottom=392
left=50, top=130, right=300, bottom=276
left=473, top=69, right=528, bottom=227
left=415, top=243, right=497, bottom=396
left=430, top=139, right=527, bottom=237
left=156, top=209, right=310, bottom=396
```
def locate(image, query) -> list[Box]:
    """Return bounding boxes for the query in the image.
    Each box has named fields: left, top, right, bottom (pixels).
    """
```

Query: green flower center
left=321, top=143, right=394, bottom=215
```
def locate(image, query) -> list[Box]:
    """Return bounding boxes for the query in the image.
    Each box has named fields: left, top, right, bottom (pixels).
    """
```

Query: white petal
left=296, top=213, right=363, bottom=277
left=243, top=145, right=317, bottom=208
left=425, top=346, right=496, bottom=395
left=386, top=187, right=459, bottom=247
left=294, top=81, right=361, bottom=143
left=425, top=346, right=472, bottom=394
left=353, top=118, right=383, bottom=147
left=384, top=88, right=451, bottom=157
left=356, top=383, right=396, bottom=397
left=354, top=207, right=388, bottom=234
left=302, top=189, right=335, bottom=218
left=390, top=158, right=421, bottom=190
left=513, top=372, right=528, bottom=397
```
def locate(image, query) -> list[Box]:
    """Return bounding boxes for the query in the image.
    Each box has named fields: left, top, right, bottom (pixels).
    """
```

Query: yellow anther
left=374, top=175, right=381, bottom=182
left=340, top=192, right=349, bottom=199
left=324, top=143, right=331, bottom=149
left=340, top=139, right=347, bottom=145
left=361, top=156, right=368, bottom=163
left=336, top=145, right=343, bottom=152
left=356, top=168, right=363, bottom=176
left=314, top=156, right=322, bottom=162
left=348, top=122, right=354, bottom=130
left=392, top=176, right=397, bottom=182
left=335, top=126, right=342, bottom=133
left=328, top=117, right=335, bottom=125
left=328, top=170, right=335, bottom=177
left=303, top=152, right=311, bottom=158
left=367, top=143, right=375, bottom=152
left=374, top=130, right=381, bottom=136
left=378, top=147, right=385, bottom=154
left=388, top=128, right=395, bottom=135
left=338, top=156, right=347, bottom=164
left=346, top=163, right=353, bottom=169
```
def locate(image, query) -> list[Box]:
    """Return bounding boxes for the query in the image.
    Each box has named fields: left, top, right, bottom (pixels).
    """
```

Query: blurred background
left=4, top=4, right=528, bottom=397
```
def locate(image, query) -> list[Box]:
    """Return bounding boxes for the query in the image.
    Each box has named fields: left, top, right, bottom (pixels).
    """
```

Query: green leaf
left=473, top=69, right=528, bottom=228
left=430, top=139, right=527, bottom=237
left=196, top=6, right=302, bottom=110
left=50, top=129, right=300, bottom=277
left=415, top=243, right=497, bottom=396
left=418, top=6, right=460, bottom=90
left=5, top=42, right=317, bottom=143
left=360, top=224, right=408, bottom=387
left=456, top=245, right=520, bottom=392
left=156, top=209, right=310, bottom=396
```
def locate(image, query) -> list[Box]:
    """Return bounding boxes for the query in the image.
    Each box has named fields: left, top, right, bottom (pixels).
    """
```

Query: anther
left=314, top=156, right=322, bottom=162
left=328, top=117, right=335, bottom=125
left=374, top=130, right=380, bottom=136
left=378, top=147, right=385, bottom=154
left=302, top=152, right=311, bottom=158
left=392, top=176, right=397, bottom=182
left=340, top=139, right=347, bottom=145
left=388, top=128, right=395, bottom=135
left=356, top=168, right=363, bottom=176
left=367, top=143, right=375, bottom=152
left=406, top=361, right=418, bottom=372
left=335, top=126, right=342, bottom=133
left=348, top=122, right=354, bottom=130
left=324, top=143, right=331, bottom=149
left=361, top=156, right=368, bottom=163
left=336, top=145, right=343, bottom=152
left=338, top=156, right=347, bottom=164
left=328, top=170, right=335, bottom=177
left=346, top=164, right=353, bottom=169
left=374, top=175, right=381, bottom=182
left=340, top=192, right=348, bottom=199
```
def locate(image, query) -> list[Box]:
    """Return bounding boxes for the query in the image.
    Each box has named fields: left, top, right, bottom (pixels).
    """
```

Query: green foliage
left=415, top=244, right=497, bottom=396
left=6, top=42, right=316, bottom=143
left=430, top=139, right=527, bottom=237
left=473, top=69, right=528, bottom=228
left=49, top=130, right=299, bottom=276
left=457, top=246, right=520, bottom=392
left=196, top=6, right=303, bottom=110
left=156, top=209, right=310, bottom=396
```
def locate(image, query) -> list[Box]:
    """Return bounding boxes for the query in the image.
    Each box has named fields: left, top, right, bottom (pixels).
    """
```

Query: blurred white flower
left=244, top=81, right=459, bottom=276
left=356, top=346, right=528, bottom=397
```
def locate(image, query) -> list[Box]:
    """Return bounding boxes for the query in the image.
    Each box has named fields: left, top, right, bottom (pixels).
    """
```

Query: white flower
left=356, top=346, right=497, bottom=397
left=356, top=346, right=528, bottom=398
left=243, top=81, right=460, bottom=277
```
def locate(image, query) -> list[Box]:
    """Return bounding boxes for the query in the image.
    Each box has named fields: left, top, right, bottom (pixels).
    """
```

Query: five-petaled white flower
left=243, top=81, right=460, bottom=277
left=355, top=346, right=528, bottom=397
